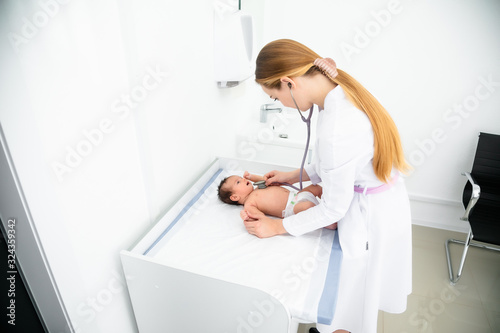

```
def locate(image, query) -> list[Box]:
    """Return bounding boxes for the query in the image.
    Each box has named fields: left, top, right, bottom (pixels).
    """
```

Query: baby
left=218, top=171, right=337, bottom=229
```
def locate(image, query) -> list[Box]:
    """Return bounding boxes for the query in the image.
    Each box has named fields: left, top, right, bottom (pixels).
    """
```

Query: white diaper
left=282, top=191, right=320, bottom=218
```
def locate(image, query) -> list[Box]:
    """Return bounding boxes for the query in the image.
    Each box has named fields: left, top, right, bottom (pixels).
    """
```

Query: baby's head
left=217, top=175, right=254, bottom=205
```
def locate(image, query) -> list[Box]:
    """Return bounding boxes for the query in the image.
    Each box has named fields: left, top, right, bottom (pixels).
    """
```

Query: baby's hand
left=240, top=209, right=249, bottom=221
left=243, top=171, right=251, bottom=180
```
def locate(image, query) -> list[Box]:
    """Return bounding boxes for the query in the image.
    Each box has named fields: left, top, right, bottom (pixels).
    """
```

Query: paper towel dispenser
left=213, top=9, right=253, bottom=88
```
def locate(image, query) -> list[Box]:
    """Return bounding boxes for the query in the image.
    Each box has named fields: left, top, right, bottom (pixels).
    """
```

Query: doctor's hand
left=264, top=170, right=298, bottom=186
left=242, top=210, right=287, bottom=238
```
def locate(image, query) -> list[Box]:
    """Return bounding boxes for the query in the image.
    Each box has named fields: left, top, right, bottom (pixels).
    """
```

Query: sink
left=236, top=109, right=316, bottom=167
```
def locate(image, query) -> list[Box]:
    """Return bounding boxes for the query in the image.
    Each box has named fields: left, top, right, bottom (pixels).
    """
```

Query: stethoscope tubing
left=289, top=87, right=314, bottom=191
left=254, top=87, right=314, bottom=193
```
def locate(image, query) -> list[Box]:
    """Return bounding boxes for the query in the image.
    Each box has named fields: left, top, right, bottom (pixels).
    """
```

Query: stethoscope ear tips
left=254, top=180, right=267, bottom=189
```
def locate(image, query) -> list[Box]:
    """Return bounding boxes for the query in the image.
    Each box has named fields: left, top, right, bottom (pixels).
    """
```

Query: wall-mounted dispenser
left=213, top=6, right=253, bottom=88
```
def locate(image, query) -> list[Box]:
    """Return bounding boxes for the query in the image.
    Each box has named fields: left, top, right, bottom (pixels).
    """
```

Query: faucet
left=260, top=104, right=282, bottom=123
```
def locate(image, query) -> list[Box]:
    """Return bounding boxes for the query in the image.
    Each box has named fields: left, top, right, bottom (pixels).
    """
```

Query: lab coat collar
left=319, top=85, right=346, bottom=112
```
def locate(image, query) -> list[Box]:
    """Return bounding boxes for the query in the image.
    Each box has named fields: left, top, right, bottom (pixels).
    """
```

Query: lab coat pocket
left=337, top=194, right=369, bottom=259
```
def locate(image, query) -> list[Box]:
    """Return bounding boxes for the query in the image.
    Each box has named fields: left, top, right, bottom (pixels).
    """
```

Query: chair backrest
left=471, top=132, right=500, bottom=192
left=463, top=132, right=500, bottom=245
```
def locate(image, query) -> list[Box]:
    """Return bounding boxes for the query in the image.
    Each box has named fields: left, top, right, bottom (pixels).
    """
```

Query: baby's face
left=227, top=175, right=254, bottom=199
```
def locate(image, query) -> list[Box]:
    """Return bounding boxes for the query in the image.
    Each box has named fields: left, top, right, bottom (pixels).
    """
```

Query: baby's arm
left=240, top=200, right=266, bottom=221
left=243, top=171, right=265, bottom=183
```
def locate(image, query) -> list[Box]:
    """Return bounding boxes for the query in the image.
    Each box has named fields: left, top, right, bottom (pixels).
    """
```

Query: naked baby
left=217, top=171, right=337, bottom=230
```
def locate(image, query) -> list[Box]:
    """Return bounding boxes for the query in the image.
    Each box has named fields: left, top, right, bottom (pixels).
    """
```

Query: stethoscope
left=254, top=82, right=313, bottom=192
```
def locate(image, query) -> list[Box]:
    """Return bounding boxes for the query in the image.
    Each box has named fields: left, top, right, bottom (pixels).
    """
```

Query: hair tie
left=313, top=58, right=338, bottom=80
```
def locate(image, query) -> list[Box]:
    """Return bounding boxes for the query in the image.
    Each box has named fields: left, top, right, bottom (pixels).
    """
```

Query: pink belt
left=354, top=173, right=399, bottom=195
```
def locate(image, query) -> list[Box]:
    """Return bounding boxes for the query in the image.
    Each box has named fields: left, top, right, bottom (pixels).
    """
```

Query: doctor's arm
left=264, top=168, right=312, bottom=186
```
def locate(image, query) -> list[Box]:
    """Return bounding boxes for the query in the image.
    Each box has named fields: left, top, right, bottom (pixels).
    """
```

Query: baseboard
left=408, top=193, right=469, bottom=233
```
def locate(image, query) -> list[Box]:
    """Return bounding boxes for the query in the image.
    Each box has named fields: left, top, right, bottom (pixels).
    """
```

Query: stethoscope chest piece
left=254, top=180, right=267, bottom=189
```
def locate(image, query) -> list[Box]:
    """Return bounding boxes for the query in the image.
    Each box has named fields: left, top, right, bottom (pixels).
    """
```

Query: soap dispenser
left=213, top=7, right=253, bottom=88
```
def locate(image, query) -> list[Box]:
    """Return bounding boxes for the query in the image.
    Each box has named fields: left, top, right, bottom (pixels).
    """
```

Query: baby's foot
left=324, top=222, right=338, bottom=230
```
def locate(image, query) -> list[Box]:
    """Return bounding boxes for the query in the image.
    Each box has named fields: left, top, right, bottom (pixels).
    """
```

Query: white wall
left=1, top=0, right=499, bottom=332
left=0, top=0, right=263, bottom=332
left=260, top=0, right=500, bottom=231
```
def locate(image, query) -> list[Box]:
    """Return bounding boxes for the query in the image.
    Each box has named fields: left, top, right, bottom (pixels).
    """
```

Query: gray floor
left=297, top=225, right=500, bottom=333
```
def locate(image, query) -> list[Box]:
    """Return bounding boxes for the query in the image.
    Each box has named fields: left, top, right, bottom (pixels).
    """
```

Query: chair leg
left=445, top=229, right=473, bottom=285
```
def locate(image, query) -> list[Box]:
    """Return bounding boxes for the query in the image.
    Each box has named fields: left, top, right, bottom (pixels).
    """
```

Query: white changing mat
left=145, top=168, right=342, bottom=324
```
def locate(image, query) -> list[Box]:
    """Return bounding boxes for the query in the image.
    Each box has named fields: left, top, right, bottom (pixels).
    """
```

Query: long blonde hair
left=255, top=39, right=409, bottom=182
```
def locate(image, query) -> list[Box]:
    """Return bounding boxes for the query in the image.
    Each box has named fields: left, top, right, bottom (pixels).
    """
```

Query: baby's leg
left=293, top=187, right=320, bottom=215
left=301, top=184, right=322, bottom=198
left=293, top=200, right=316, bottom=215
left=324, top=222, right=338, bottom=230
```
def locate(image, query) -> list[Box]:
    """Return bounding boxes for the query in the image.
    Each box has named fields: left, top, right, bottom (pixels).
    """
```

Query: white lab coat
left=283, top=86, right=412, bottom=332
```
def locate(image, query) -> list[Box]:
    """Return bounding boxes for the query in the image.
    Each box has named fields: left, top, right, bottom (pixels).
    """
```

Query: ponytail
left=255, top=39, right=409, bottom=182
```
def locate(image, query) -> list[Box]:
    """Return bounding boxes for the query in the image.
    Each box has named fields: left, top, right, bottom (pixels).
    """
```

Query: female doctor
left=242, top=39, right=412, bottom=333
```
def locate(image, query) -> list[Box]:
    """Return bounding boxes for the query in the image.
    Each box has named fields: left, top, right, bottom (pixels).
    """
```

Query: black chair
left=445, top=132, right=500, bottom=284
